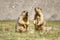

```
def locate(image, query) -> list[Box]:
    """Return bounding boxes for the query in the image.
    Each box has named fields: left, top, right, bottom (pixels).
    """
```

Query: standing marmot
left=15, top=11, right=29, bottom=33
left=34, top=7, right=45, bottom=32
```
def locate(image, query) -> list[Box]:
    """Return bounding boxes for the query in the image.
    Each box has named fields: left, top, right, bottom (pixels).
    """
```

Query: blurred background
left=0, top=0, right=60, bottom=40
left=0, top=0, right=60, bottom=21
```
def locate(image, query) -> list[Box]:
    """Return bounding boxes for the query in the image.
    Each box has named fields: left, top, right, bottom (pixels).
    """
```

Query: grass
left=0, top=20, right=60, bottom=40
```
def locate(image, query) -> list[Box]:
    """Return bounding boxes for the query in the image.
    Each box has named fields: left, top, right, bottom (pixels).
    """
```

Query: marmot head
left=21, top=11, right=28, bottom=17
left=20, top=11, right=28, bottom=22
left=34, top=7, right=42, bottom=17
left=35, top=7, right=42, bottom=14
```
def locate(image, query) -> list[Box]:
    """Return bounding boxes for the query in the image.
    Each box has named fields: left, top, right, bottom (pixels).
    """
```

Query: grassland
left=0, top=20, right=60, bottom=40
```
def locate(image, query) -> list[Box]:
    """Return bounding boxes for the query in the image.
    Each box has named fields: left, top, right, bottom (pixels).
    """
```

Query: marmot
left=34, top=7, right=45, bottom=32
left=15, top=11, right=29, bottom=33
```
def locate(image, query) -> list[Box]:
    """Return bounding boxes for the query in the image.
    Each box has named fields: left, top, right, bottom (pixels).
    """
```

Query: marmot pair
left=15, top=7, right=45, bottom=33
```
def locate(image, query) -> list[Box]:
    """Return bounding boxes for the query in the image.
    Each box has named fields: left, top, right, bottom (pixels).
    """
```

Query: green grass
left=0, top=20, right=60, bottom=40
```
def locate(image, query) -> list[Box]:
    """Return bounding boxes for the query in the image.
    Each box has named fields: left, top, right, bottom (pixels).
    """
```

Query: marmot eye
left=23, top=11, right=25, bottom=12
left=37, top=8, right=40, bottom=9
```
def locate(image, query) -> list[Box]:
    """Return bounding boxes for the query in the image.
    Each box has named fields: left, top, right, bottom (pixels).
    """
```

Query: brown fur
left=34, top=7, right=45, bottom=32
left=15, top=11, right=29, bottom=33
